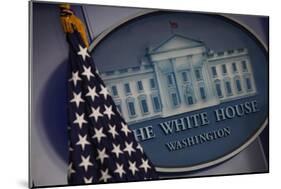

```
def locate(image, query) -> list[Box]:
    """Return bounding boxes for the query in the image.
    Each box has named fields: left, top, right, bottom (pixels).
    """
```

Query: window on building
left=132, top=67, right=140, bottom=72
left=225, top=81, right=232, bottom=95
left=242, top=61, right=248, bottom=72
left=222, top=64, right=227, bottom=74
left=127, top=99, right=136, bottom=117
left=137, top=81, right=143, bottom=91
left=236, top=79, right=242, bottom=92
left=232, top=63, right=237, bottom=73
left=215, top=83, right=223, bottom=98
left=199, top=87, right=206, bottom=100
left=105, top=71, right=114, bottom=76
left=144, top=65, right=152, bottom=69
left=187, top=96, right=194, bottom=105
left=167, top=74, right=175, bottom=85
left=211, top=67, right=217, bottom=77
left=171, top=92, right=179, bottom=107
left=150, top=78, right=156, bottom=89
left=195, top=68, right=203, bottom=80
left=124, top=83, right=131, bottom=94
left=182, top=71, right=188, bottom=82
left=218, top=52, right=224, bottom=56
left=238, top=48, right=244, bottom=53
left=119, top=69, right=128, bottom=74
left=111, top=85, right=118, bottom=96
left=227, top=50, right=234, bottom=54
left=152, top=95, right=161, bottom=112
left=139, top=97, right=149, bottom=114
left=185, top=85, right=195, bottom=105
left=245, top=77, right=252, bottom=91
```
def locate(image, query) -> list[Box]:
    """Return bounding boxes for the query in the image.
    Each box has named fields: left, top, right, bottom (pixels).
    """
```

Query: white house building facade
left=99, top=34, right=257, bottom=124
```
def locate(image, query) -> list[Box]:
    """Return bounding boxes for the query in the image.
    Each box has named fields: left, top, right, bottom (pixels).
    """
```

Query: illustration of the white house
left=99, top=34, right=257, bottom=124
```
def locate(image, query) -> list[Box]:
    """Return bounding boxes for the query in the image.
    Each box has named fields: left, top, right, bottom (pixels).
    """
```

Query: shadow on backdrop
left=41, top=60, right=69, bottom=163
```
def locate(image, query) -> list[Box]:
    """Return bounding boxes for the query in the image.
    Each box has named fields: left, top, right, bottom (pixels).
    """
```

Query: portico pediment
left=151, top=34, right=204, bottom=53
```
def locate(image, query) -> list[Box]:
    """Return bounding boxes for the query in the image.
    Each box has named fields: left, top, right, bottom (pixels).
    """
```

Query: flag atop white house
left=60, top=4, right=158, bottom=185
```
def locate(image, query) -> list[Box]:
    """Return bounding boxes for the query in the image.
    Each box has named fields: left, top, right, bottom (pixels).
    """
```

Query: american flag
left=66, top=31, right=159, bottom=185
left=169, top=21, right=178, bottom=29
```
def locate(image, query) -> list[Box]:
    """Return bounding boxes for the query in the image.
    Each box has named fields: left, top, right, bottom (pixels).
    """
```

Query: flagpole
left=169, top=21, right=178, bottom=35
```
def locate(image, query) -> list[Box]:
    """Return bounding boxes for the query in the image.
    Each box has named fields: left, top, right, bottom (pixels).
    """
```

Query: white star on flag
left=136, top=143, right=144, bottom=153
left=69, top=71, right=81, bottom=87
left=99, top=169, right=112, bottom=182
left=111, top=143, right=123, bottom=158
left=96, top=148, right=109, bottom=164
left=103, top=105, right=115, bottom=119
left=89, top=106, right=103, bottom=122
left=76, top=134, right=90, bottom=150
left=70, top=92, right=84, bottom=108
left=114, top=163, right=125, bottom=178
left=68, top=141, right=74, bottom=152
left=82, top=65, right=95, bottom=80
left=77, top=44, right=90, bottom=61
left=121, top=122, right=131, bottom=137
left=73, top=113, right=87, bottom=129
left=139, top=159, right=151, bottom=173
left=99, top=85, right=109, bottom=99
left=83, top=176, right=93, bottom=184
left=124, top=142, right=136, bottom=156
left=86, top=86, right=98, bottom=101
left=79, top=155, right=93, bottom=172
left=108, top=124, right=118, bottom=139
left=128, top=161, right=138, bottom=175
left=68, top=162, right=76, bottom=178
left=92, top=127, right=106, bottom=143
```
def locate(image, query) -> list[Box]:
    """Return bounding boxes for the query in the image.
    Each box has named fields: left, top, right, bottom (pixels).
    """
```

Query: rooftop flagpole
left=169, top=21, right=178, bottom=35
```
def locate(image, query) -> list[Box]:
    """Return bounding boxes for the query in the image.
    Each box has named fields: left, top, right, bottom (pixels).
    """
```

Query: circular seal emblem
left=89, top=11, right=268, bottom=174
